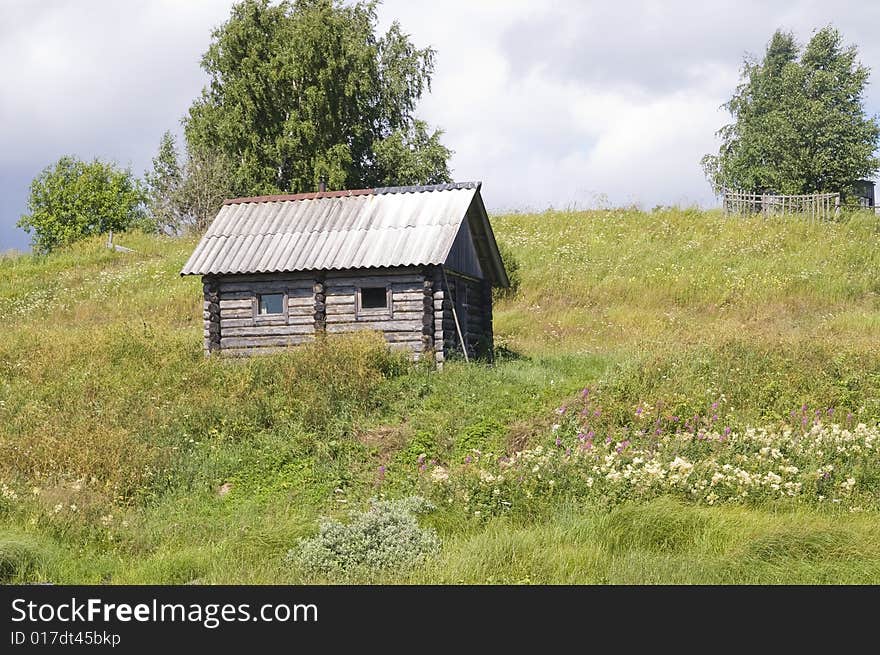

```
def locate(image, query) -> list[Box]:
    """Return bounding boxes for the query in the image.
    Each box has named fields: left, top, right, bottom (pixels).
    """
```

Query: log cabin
left=180, top=182, right=509, bottom=364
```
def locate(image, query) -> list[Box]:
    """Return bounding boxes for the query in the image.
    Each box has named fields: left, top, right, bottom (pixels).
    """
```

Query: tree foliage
left=145, top=132, right=233, bottom=233
left=703, top=27, right=880, bottom=195
left=144, top=131, right=184, bottom=233
left=18, top=156, right=147, bottom=254
left=184, top=0, right=451, bottom=196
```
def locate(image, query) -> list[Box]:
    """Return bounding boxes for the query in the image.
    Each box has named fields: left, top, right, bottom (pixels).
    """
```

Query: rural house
left=180, top=181, right=509, bottom=364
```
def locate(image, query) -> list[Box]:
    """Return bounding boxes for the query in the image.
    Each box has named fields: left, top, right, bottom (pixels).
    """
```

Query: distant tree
left=184, top=0, right=451, bottom=196
left=176, top=145, right=235, bottom=231
left=144, top=131, right=184, bottom=234
left=703, top=26, right=880, bottom=196
left=18, top=156, right=147, bottom=254
left=145, top=133, right=233, bottom=233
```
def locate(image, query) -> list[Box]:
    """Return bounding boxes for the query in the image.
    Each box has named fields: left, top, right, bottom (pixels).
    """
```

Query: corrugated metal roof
left=181, top=182, right=488, bottom=277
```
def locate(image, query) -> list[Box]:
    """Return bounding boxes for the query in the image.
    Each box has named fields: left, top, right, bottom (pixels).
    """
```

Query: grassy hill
left=2, top=208, right=880, bottom=583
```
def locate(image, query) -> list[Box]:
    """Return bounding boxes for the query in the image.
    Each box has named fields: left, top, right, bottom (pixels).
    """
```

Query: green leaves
left=17, top=157, right=148, bottom=254
left=145, top=133, right=234, bottom=234
left=184, top=0, right=450, bottom=196
left=706, top=27, right=880, bottom=196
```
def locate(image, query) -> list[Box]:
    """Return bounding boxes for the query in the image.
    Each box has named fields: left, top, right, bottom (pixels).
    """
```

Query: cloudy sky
left=2, top=0, right=879, bottom=250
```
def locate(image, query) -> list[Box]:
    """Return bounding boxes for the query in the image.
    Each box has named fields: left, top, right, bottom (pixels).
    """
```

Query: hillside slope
left=2, top=209, right=880, bottom=583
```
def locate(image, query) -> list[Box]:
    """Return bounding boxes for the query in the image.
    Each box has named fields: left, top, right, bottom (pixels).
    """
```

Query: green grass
left=1, top=208, right=879, bottom=584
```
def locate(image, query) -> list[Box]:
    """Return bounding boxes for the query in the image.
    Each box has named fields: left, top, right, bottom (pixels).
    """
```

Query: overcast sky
left=2, top=0, right=879, bottom=251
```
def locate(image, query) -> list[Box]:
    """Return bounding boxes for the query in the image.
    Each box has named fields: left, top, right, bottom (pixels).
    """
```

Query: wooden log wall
left=202, top=267, right=495, bottom=363
left=432, top=268, right=494, bottom=363
left=313, top=274, right=326, bottom=334
left=323, top=269, right=426, bottom=357
left=212, top=273, right=316, bottom=357
left=422, top=266, right=435, bottom=357
left=202, top=276, right=221, bottom=355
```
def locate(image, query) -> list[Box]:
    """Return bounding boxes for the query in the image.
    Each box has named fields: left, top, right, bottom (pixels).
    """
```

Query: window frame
left=355, top=285, right=393, bottom=320
left=253, top=290, right=289, bottom=325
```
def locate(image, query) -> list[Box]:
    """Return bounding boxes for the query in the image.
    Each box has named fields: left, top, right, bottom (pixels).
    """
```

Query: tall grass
left=1, top=209, right=879, bottom=584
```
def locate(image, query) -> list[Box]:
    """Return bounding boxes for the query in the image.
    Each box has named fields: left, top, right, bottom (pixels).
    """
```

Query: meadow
left=1, top=207, right=880, bottom=584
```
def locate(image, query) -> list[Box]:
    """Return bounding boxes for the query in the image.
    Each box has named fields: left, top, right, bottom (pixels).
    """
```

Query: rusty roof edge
left=223, top=181, right=481, bottom=205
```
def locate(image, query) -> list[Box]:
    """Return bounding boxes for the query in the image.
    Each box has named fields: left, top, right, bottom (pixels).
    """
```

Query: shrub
left=416, top=389, right=880, bottom=517
left=494, top=240, right=521, bottom=300
left=289, top=496, right=440, bottom=578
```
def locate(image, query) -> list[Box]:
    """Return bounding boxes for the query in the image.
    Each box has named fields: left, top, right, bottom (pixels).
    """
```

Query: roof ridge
left=205, top=223, right=461, bottom=238
left=223, top=181, right=481, bottom=205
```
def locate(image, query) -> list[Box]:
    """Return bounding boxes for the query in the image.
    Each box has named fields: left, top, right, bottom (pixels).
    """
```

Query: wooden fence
left=722, top=190, right=840, bottom=221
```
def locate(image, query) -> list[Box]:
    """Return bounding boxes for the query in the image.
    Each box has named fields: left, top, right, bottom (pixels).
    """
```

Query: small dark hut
left=180, top=182, right=509, bottom=364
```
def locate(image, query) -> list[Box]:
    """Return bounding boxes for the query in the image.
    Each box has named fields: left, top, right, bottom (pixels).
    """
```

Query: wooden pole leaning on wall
left=441, top=266, right=469, bottom=363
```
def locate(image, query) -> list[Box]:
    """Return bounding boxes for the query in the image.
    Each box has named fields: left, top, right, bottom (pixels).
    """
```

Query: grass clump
left=599, top=498, right=708, bottom=553
left=0, top=532, right=48, bottom=582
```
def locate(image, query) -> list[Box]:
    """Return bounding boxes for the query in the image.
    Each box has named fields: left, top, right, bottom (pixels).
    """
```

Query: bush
left=289, top=496, right=440, bottom=578
left=494, top=240, right=521, bottom=300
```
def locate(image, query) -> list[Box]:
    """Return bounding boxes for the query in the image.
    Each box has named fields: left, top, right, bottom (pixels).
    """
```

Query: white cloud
left=2, top=0, right=879, bottom=249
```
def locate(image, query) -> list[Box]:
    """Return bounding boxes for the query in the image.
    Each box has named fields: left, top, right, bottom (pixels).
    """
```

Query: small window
left=360, top=287, right=388, bottom=310
left=258, top=293, right=284, bottom=315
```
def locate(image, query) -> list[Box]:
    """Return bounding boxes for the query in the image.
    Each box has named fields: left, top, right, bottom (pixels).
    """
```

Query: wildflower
left=430, top=466, right=449, bottom=483
left=555, top=406, right=567, bottom=415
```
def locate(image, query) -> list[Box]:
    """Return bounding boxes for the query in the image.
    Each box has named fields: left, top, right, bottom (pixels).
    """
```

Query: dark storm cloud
left=0, top=0, right=231, bottom=250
